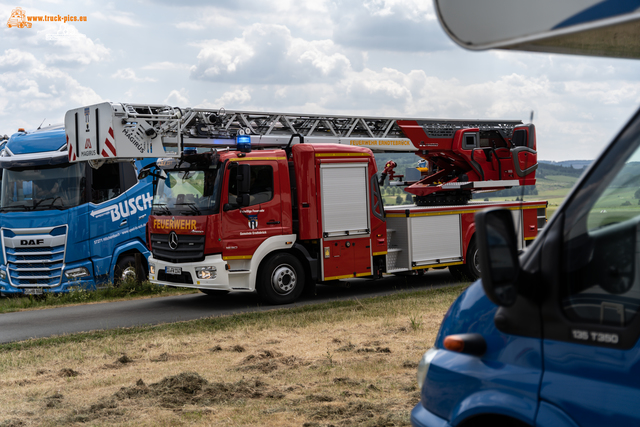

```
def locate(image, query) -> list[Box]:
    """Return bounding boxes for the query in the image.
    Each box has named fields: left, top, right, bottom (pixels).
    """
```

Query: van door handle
left=120, top=220, right=127, bottom=226
left=267, top=220, right=280, bottom=225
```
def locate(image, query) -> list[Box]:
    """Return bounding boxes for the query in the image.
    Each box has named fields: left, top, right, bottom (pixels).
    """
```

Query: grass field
left=0, top=285, right=467, bottom=427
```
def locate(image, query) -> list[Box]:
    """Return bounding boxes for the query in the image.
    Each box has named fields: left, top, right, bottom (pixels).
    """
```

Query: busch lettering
left=21, top=239, right=44, bottom=246
left=90, top=192, right=153, bottom=222
left=109, top=193, right=153, bottom=222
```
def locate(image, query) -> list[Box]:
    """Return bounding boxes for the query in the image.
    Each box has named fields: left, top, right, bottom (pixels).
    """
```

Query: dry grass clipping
left=0, top=286, right=463, bottom=426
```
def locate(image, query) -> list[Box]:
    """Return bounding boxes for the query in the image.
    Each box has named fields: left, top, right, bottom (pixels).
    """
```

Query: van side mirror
left=476, top=208, right=520, bottom=307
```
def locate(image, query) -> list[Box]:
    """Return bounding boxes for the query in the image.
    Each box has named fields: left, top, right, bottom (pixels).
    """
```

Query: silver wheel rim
left=121, top=266, right=136, bottom=283
left=472, top=249, right=481, bottom=274
left=271, top=264, right=297, bottom=295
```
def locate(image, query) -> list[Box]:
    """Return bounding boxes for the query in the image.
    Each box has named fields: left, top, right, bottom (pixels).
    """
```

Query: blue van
left=412, top=107, right=640, bottom=427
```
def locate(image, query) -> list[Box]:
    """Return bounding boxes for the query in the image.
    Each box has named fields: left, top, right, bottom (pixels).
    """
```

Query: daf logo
left=21, top=239, right=44, bottom=246
left=168, top=231, right=179, bottom=250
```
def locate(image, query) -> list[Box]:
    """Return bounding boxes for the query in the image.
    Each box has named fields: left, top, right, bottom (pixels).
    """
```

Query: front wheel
left=449, top=239, right=480, bottom=282
left=257, top=253, right=305, bottom=305
left=114, top=255, right=145, bottom=287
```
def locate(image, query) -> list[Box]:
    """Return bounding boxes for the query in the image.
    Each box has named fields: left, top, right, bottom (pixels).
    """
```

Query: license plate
left=24, top=288, right=43, bottom=295
left=165, top=266, right=182, bottom=275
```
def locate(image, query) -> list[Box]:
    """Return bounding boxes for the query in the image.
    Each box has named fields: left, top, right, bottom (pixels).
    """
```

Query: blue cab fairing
left=0, top=126, right=154, bottom=295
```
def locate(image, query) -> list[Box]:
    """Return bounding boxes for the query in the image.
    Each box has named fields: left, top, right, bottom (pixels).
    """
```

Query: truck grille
left=3, top=227, right=67, bottom=287
left=151, top=233, right=205, bottom=263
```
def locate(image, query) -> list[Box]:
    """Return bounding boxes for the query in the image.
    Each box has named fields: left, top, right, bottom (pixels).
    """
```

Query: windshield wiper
left=175, top=202, right=202, bottom=216
left=152, top=203, right=172, bottom=215
left=33, top=197, right=65, bottom=210
left=0, top=204, right=34, bottom=212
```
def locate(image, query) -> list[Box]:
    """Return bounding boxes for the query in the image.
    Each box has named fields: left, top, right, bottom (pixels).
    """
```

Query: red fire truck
left=65, top=103, right=545, bottom=304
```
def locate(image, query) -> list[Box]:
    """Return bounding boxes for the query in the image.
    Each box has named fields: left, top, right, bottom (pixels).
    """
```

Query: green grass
left=0, top=285, right=467, bottom=353
left=0, top=281, right=197, bottom=314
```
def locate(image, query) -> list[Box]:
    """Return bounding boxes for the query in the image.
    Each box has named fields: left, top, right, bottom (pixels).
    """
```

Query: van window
left=562, top=134, right=640, bottom=326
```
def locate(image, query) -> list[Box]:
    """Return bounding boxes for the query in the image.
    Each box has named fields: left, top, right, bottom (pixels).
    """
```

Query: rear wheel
left=449, top=239, right=480, bottom=281
left=257, top=253, right=305, bottom=305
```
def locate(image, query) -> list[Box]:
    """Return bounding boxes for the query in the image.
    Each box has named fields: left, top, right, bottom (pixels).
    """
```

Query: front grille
left=151, top=233, right=205, bottom=263
left=3, top=231, right=66, bottom=287
left=157, top=270, right=193, bottom=284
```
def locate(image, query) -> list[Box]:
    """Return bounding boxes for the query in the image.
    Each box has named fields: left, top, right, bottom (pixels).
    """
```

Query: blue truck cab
left=412, top=107, right=640, bottom=427
left=0, top=125, right=154, bottom=295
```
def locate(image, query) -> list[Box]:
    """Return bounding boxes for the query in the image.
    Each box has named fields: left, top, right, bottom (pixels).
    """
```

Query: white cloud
left=40, top=24, right=110, bottom=65
left=190, top=23, right=350, bottom=83
left=142, top=62, right=191, bottom=70
left=213, top=88, right=252, bottom=107
left=111, top=68, right=157, bottom=82
left=92, top=11, right=141, bottom=27
left=164, top=89, right=189, bottom=105
left=0, top=49, right=102, bottom=130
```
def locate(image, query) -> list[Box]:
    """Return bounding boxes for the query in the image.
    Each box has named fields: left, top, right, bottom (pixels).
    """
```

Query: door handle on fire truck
left=267, top=220, right=281, bottom=225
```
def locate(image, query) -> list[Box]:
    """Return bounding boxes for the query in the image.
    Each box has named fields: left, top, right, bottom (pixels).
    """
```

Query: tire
left=257, top=253, right=305, bottom=304
left=114, top=255, right=143, bottom=287
left=449, top=239, right=480, bottom=282
left=200, top=289, right=230, bottom=296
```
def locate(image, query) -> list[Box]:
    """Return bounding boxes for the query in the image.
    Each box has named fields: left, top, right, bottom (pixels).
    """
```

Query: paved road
left=0, top=270, right=463, bottom=344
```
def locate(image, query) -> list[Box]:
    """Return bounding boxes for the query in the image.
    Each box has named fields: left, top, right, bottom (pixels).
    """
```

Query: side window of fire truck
left=91, top=163, right=122, bottom=204
left=227, top=164, right=273, bottom=206
left=562, top=129, right=640, bottom=327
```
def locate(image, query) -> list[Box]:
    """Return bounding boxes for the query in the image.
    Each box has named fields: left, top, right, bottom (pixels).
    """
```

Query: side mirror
left=476, top=208, right=520, bottom=307
left=237, top=164, right=251, bottom=194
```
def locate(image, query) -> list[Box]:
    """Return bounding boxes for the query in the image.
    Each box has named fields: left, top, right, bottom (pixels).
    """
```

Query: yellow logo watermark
left=6, top=7, right=87, bottom=29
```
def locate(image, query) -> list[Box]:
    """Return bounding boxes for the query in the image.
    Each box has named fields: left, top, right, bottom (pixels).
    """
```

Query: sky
left=1, top=0, right=640, bottom=162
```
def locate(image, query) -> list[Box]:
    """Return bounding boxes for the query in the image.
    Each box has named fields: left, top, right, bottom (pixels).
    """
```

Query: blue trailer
left=0, top=125, right=154, bottom=296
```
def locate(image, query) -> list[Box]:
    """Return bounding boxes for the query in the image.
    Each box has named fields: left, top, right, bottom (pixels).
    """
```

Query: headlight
left=417, top=347, right=439, bottom=390
left=64, top=267, right=90, bottom=279
left=149, top=263, right=155, bottom=275
left=0, top=270, right=6, bottom=280
left=195, top=266, right=217, bottom=280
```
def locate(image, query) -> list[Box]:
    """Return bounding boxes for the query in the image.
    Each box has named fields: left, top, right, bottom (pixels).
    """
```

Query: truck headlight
left=417, top=347, right=439, bottom=390
left=195, top=266, right=217, bottom=280
left=64, top=267, right=90, bottom=279
left=0, top=270, right=6, bottom=280
left=149, top=263, right=155, bottom=275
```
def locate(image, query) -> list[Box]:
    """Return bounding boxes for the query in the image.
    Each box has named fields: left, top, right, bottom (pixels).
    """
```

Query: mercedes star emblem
left=168, top=231, right=179, bottom=250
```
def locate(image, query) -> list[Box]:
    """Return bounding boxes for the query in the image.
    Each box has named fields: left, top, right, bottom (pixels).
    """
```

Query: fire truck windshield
left=0, top=163, right=85, bottom=211
left=153, top=168, right=222, bottom=216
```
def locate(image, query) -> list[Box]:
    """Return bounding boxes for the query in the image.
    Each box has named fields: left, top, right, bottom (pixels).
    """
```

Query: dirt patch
left=231, top=345, right=246, bottom=352
left=356, top=346, right=392, bottom=354
left=58, top=368, right=80, bottom=377
left=77, top=371, right=285, bottom=416
left=44, top=392, right=64, bottom=408
left=333, top=377, right=362, bottom=387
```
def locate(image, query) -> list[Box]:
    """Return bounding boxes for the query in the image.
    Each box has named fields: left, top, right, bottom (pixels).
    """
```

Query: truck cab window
left=121, top=162, right=138, bottom=192
left=228, top=165, right=273, bottom=206
left=562, top=131, right=640, bottom=326
left=91, top=163, right=121, bottom=204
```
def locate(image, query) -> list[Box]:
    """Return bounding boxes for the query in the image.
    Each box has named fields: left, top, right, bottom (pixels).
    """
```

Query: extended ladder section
left=64, top=102, right=524, bottom=162
left=65, top=102, right=420, bottom=163
left=64, top=102, right=536, bottom=204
